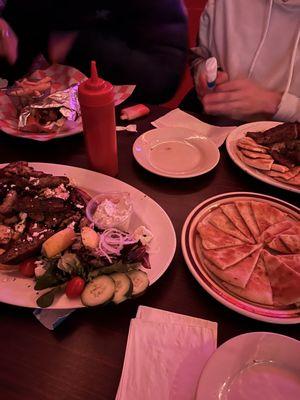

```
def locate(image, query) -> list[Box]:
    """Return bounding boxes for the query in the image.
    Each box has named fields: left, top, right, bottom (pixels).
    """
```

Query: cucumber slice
left=81, top=275, right=115, bottom=307
left=110, top=273, right=133, bottom=304
left=127, top=270, right=149, bottom=297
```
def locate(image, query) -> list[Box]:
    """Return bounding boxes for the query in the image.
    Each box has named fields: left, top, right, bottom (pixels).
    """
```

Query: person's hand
left=202, top=79, right=282, bottom=120
left=48, top=31, right=78, bottom=64
left=0, top=18, right=18, bottom=65
left=196, top=70, right=229, bottom=98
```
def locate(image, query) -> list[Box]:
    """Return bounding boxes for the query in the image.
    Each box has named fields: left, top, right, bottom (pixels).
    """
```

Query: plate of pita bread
left=226, top=121, right=300, bottom=194
left=181, top=192, right=300, bottom=324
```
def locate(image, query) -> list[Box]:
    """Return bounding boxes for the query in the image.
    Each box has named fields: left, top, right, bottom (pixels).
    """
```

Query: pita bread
left=202, top=243, right=261, bottom=270
left=223, top=256, right=273, bottom=305
left=236, top=201, right=260, bottom=240
left=238, top=152, right=274, bottom=171
left=275, top=173, right=300, bottom=187
left=251, top=201, right=289, bottom=234
left=241, top=149, right=272, bottom=160
left=208, top=208, right=250, bottom=242
left=280, top=235, right=300, bottom=253
left=283, top=222, right=300, bottom=235
left=197, top=222, right=244, bottom=250
left=266, top=166, right=300, bottom=180
left=268, top=236, right=290, bottom=253
left=237, top=137, right=268, bottom=152
left=262, top=250, right=300, bottom=306
left=270, top=164, right=290, bottom=173
left=202, top=246, right=261, bottom=288
left=277, top=254, right=300, bottom=274
left=260, top=220, right=294, bottom=243
left=220, top=203, right=255, bottom=243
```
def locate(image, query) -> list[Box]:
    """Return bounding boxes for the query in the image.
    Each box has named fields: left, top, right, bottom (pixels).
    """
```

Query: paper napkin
left=116, top=306, right=217, bottom=400
left=152, top=108, right=236, bottom=147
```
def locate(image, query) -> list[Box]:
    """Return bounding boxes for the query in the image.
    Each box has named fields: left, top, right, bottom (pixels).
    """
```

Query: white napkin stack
left=116, top=306, right=217, bottom=400
left=152, top=108, right=236, bottom=148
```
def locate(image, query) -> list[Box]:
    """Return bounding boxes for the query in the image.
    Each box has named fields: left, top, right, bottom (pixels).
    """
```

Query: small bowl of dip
left=86, top=192, right=133, bottom=231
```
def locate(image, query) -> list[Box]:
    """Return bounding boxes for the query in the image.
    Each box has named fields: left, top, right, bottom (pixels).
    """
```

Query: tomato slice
left=19, top=258, right=37, bottom=277
left=66, top=276, right=85, bottom=298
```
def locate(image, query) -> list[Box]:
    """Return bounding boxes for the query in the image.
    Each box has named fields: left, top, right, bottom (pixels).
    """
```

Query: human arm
left=0, top=18, right=18, bottom=65
left=65, top=0, right=188, bottom=103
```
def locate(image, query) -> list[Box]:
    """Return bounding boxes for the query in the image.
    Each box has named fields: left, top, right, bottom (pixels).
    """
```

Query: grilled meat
left=247, top=122, right=299, bottom=145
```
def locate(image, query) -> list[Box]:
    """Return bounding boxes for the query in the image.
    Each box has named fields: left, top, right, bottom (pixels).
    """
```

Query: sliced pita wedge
left=266, top=166, right=300, bottom=180
left=260, top=220, right=294, bottom=243
left=236, top=201, right=260, bottom=240
left=197, top=222, right=244, bottom=250
left=277, top=254, right=300, bottom=274
left=280, top=235, right=300, bottom=253
left=270, top=164, right=290, bottom=173
left=238, top=152, right=274, bottom=171
left=223, top=256, right=273, bottom=306
left=203, top=247, right=261, bottom=288
left=283, top=222, right=300, bottom=235
left=268, top=236, right=290, bottom=253
left=202, top=243, right=262, bottom=270
left=262, top=250, right=300, bottom=306
left=208, top=208, right=250, bottom=242
left=251, top=201, right=289, bottom=234
left=220, top=203, right=255, bottom=243
left=237, top=137, right=268, bottom=152
left=275, top=171, right=300, bottom=187
left=241, top=149, right=272, bottom=160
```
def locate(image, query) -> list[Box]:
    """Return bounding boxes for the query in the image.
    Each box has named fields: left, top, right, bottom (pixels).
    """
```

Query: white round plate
left=0, top=163, right=176, bottom=309
left=181, top=192, right=300, bottom=324
left=226, top=121, right=300, bottom=194
left=133, top=127, right=220, bottom=178
left=196, top=332, right=300, bottom=400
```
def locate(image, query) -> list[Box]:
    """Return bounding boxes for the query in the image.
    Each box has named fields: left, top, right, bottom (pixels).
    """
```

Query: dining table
left=0, top=104, right=299, bottom=400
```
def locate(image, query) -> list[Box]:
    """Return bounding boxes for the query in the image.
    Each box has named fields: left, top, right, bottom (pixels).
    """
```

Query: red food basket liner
left=0, top=64, right=135, bottom=141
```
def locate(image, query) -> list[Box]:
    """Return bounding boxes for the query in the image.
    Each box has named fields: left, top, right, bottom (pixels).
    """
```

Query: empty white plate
left=196, top=332, right=300, bottom=400
left=133, top=127, right=220, bottom=178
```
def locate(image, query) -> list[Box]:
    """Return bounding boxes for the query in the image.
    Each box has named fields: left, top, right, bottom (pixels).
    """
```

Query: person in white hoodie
left=191, top=0, right=300, bottom=122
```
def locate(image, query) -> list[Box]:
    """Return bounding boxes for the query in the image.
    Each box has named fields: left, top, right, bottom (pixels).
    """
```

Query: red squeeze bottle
left=78, top=61, right=118, bottom=176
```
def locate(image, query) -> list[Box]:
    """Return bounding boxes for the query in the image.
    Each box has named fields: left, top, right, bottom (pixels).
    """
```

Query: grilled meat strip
left=247, top=122, right=299, bottom=145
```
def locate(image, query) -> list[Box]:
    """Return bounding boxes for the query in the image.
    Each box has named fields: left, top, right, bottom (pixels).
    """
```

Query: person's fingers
left=215, top=71, right=228, bottom=85
left=202, top=90, right=243, bottom=106
left=203, top=100, right=244, bottom=116
left=0, top=19, right=18, bottom=64
left=196, top=72, right=208, bottom=98
left=215, top=79, right=246, bottom=93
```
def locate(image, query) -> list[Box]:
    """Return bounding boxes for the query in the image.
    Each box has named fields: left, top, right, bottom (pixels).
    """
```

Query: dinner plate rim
left=195, top=331, right=300, bottom=400
left=133, top=127, right=220, bottom=178
left=0, top=162, right=176, bottom=309
left=226, top=121, right=300, bottom=194
left=181, top=191, right=300, bottom=324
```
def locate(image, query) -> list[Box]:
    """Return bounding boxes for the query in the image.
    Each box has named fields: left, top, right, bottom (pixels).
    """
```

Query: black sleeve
left=66, top=0, right=188, bottom=103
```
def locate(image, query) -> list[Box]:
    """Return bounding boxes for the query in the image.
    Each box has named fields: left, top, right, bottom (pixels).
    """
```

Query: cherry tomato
left=19, top=258, right=37, bottom=277
left=66, top=276, right=85, bottom=298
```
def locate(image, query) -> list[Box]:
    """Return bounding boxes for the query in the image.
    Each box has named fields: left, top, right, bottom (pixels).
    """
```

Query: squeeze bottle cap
left=78, top=60, right=114, bottom=106
left=205, top=57, right=218, bottom=88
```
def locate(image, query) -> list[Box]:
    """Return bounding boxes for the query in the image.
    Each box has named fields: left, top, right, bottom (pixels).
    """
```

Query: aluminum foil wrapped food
left=18, top=84, right=81, bottom=133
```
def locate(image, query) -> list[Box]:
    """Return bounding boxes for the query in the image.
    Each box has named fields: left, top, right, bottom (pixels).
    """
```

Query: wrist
left=264, top=90, right=282, bottom=115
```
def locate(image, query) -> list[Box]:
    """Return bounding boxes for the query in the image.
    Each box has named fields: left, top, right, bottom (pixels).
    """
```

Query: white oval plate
left=0, top=163, right=176, bottom=309
left=196, top=332, right=300, bottom=400
left=133, top=127, right=220, bottom=178
left=226, top=121, right=300, bottom=194
left=181, top=192, right=300, bottom=324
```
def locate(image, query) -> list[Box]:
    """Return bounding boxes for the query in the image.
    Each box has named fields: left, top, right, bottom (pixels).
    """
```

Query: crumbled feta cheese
left=43, top=184, right=70, bottom=200
left=132, top=226, right=153, bottom=245
left=10, top=184, right=16, bottom=187
left=25, top=186, right=30, bottom=191
left=34, top=265, right=46, bottom=278
left=33, top=223, right=37, bottom=229
left=26, top=235, right=33, bottom=242
left=76, top=204, right=84, bottom=209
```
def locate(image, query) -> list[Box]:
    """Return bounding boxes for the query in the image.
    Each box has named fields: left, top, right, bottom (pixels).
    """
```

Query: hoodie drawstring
left=284, top=26, right=300, bottom=95
left=248, top=0, right=274, bottom=78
